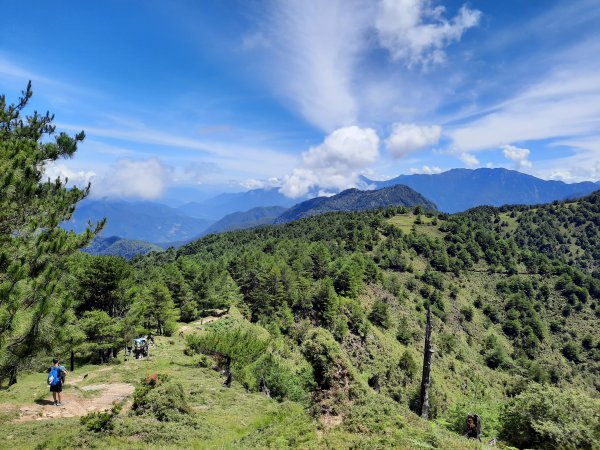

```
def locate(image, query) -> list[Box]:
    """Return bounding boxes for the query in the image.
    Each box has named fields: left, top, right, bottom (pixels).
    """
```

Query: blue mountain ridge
left=363, top=168, right=599, bottom=213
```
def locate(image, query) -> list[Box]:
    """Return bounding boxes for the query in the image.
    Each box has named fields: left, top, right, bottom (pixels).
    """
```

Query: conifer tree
left=0, top=83, right=100, bottom=384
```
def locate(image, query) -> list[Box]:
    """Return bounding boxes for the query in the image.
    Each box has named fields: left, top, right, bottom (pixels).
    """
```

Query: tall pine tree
left=0, top=83, right=101, bottom=385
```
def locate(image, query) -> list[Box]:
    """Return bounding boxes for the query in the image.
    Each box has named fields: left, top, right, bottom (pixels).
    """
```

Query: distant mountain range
left=64, top=199, right=212, bottom=244
left=177, top=188, right=300, bottom=220
left=274, top=184, right=436, bottom=224
left=82, top=236, right=163, bottom=259
left=67, top=169, right=600, bottom=258
left=364, top=168, right=599, bottom=213
left=202, top=206, right=288, bottom=235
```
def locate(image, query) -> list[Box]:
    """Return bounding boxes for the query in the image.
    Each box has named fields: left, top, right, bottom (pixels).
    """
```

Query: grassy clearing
left=387, top=214, right=445, bottom=239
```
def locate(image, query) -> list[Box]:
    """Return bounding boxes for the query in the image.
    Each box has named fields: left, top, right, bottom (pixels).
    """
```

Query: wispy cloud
left=374, top=0, right=481, bottom=68
left=265, top=0, right=369, bottom=131
left=449, top=38, right=600, bottom=152
left=261, top=0, right=480, bottom=131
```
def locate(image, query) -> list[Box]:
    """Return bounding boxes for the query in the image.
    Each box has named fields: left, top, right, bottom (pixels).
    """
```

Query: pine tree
left=0, top=83, right=101, bottom=385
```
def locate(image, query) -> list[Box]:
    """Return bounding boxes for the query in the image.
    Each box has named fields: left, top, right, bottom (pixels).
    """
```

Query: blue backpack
left=48, top=366, right=60, bottom=386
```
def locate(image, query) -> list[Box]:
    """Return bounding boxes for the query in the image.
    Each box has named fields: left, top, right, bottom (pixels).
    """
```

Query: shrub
left=483, top=334, right=510, bottom=369
left=460, top=306, right=473, bottom=322
left=562, top=342, right=582, bottom=363
left=131, top=374, right=191, bottom=422
left=81, top=402, right=122, bottom=432
left=499, top=384, right=600, bottom=450
left=369, top=299, right=392, bottom=329
left=396, top=317, right=412, bottom=345
left=243, top=352, right=314, bottom=403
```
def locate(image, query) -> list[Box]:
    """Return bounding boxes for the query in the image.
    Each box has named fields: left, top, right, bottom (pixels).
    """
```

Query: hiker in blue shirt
left=47, top=358, right=68, bottom=406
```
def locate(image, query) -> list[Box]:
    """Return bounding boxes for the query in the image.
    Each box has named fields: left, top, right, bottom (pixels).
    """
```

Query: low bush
left=81, top=402, right=122, bottom=432
left=499, top=384, right=600, bottom=449
left=131, top=374, right=191, bottom=422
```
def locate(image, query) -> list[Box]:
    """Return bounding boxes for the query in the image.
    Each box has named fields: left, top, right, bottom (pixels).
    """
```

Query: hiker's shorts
left=50, top=382, right=63, bottom=393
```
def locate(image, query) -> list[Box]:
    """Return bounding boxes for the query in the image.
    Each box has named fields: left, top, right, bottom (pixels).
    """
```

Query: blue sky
left=2, top=0, right=600, bottom=202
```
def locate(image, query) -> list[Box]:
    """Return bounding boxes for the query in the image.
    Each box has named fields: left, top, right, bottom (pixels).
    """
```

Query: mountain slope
left=274, top=184, right=436, bottom=224
left=367, top=168, right=599, bottom=213
left=460, top=189, right=600, bottom=272
left=140, top=192, right=600, bottom=449
left=202, top=206, right=288, bottom=235
left=178, top=188, right=300, bottom=220
left=83, top=236, right=163, bottom=259
left=64, top=199, right=212, bottom=243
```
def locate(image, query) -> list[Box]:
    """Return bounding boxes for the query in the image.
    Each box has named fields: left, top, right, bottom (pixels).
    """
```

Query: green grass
left=0, top=319, right=501, bottom=449
left=387, top=214, right=445, bottom=239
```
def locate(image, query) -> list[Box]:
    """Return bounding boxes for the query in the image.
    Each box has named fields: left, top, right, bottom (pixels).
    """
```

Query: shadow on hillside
left=34, top=399, right=54, bottom=406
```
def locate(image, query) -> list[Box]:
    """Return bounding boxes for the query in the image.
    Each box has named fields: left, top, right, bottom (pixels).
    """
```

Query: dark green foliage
left=244, top=352, right=314, bottom=402
left=81, top=402, right=122, bottom=432
left=274, top=185, right=436, bottom=224
left=562, top=341, right=583, bottom=363
left=369, top=299, right=392, bottom=329
left=131, top=374, right=191, bottom=422
left=483, top=334, right=510, bottom=369
left=460, top=306, right=473, bottom=322
left=396, top=317, right=412, bottom=345
left=499, top=384, right=600, bottom=449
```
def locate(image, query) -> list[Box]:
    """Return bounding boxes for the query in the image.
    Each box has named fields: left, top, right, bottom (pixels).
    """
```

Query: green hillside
left=4, top=196, right=600, bottom=448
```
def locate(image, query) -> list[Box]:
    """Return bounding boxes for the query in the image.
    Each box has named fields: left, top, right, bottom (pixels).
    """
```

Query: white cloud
left=374, top=0, right=481, bottom=68
left=240, top=177, right=282, bottom=190
left=43, top=162, right=96, bottom=187
left=409, top=165, right=443, bottom=174
left=502, top=144, right=532, bottom=170
left=280, top=126, right=380, bottom=197
left=266, top=0, right=369, bottom=131
left=458, top=152, right=479, bottom=168
left=386, top=123, right=441, bottom=157
left=450, top=41, right=600, bottom=152
left=91, top=159, right=173, bottom=200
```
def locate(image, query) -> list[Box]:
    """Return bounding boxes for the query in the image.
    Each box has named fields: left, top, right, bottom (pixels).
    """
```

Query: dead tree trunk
left=70, top=350, right=75, bottom=372
left=223, top=356, right=232, bottom=387
left=419, top=300, right=434, bottom=419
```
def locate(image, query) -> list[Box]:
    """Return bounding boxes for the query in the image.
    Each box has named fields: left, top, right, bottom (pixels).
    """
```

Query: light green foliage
left=499, top=384, right=600, bottom=450
left=186, top=318, right=271, bottom=385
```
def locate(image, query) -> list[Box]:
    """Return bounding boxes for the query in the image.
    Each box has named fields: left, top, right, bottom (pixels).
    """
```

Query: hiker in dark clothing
left=464, top=414, right=482, bottom=441
left=47, top=357, right=68, bottom=406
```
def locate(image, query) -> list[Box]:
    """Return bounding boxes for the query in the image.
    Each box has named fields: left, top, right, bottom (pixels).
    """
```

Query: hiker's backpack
left=47, top=366, right=60, bottom=386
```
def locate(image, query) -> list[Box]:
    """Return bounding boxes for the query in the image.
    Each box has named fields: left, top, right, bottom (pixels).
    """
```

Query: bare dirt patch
left=13, top=382, right=134, bottom=422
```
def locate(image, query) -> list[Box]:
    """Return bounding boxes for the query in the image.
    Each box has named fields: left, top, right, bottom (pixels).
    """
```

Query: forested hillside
left=274, top=184, right=436, bottom=224
left=2, top=87, right=599, bottom=449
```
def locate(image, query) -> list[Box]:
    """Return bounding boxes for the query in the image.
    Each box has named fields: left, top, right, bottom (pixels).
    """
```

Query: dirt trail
left=12, top=382, right=134, bottom=422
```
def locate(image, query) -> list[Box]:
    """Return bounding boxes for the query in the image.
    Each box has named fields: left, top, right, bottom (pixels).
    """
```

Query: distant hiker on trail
left=47, top=357, right=68, bottom=406
left=464, top=414, right=482, bottom=441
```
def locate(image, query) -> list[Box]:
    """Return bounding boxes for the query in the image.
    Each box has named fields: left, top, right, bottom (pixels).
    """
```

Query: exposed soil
left=9, top=382, right=134, bottom=422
